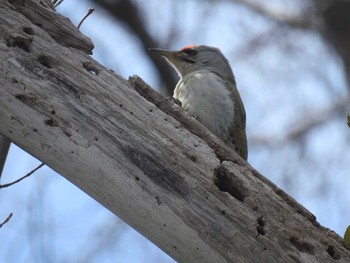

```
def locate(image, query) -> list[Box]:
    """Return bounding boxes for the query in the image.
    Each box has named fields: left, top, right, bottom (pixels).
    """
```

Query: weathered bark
left=0, top=0, right=349, bottom=262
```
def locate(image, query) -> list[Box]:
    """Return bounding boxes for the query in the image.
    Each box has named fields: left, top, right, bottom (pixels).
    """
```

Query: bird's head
left=150, top=45, right=234, bottom=81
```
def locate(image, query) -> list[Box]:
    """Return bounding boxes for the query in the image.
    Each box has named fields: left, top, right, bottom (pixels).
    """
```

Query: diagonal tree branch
left=1, top=1, right=349, bottom=262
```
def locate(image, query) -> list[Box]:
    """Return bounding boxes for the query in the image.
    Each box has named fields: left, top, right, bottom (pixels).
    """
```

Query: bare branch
left=286, top=96, right=349, bottom=142
left=53, top=0, right=64, bottom=7
left=250, top=95, right=350, bottom=146
left=77, top=8, right=95, bottom=30
left=0, top=163, right=45, bottom=189
left=0, top=212, right=13, bottom=228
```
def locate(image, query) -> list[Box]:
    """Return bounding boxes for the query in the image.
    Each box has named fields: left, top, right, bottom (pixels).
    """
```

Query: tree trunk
left=0, top=1, right=349, bottom=262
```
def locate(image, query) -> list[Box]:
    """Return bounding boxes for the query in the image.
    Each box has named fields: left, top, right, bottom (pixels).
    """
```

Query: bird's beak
left=149, top=48, right=172, bottom=56
left=149, top=48, right=178, bottom=63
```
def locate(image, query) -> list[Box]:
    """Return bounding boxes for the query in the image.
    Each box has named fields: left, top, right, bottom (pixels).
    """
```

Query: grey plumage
left=151, top=45, right=248, bottom=160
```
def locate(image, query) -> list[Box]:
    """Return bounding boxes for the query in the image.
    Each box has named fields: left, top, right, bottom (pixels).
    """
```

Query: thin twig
left=0, top=212, right=13, bottom=228
left=78, top=8, right=95, bottom=30
left=54, top=0, right=64, bottom=8
left=0, top=163, right=45, bottom=188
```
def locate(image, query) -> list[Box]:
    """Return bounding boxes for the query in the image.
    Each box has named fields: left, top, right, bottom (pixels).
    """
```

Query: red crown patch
left=180, top=45, right=197, bottom=51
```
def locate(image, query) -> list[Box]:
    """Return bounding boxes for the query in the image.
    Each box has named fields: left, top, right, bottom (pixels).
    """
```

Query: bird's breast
left=173, top=71, right=234, bottom=141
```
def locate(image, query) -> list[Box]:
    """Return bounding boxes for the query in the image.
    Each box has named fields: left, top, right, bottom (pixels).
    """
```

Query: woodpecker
left=150, top=45, right=247, bottom=160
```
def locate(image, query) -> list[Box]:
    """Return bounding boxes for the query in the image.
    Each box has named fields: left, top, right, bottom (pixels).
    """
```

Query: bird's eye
left=182, top=49, right=198, bottom=56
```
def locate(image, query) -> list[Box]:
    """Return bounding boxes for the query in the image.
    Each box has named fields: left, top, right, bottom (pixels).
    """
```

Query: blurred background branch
left=91, top=0, right=177, bottom=95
